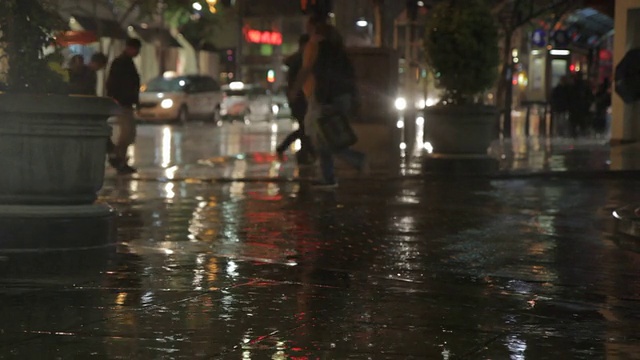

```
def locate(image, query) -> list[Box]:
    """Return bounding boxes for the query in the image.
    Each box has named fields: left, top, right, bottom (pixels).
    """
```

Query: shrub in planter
left=423, top=0, right=500, bottom=154
left=0, top=0, right=114, bottom=206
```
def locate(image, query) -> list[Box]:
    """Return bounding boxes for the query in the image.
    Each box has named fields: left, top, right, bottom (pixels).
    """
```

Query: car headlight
left=394, top=97, right=407, bottom=111
left=272, top=104, right=279, bottom=114
left=160, top=99, right=174, bottom=109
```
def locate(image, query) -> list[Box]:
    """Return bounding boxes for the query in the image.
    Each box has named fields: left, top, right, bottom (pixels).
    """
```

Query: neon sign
left=243, top=26, right=282, bottom=46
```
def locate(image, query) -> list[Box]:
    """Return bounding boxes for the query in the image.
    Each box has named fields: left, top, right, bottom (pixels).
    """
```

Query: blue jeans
left=305, top=94, right=365, bottom=183
left=318, top=145, right=365, bottom=183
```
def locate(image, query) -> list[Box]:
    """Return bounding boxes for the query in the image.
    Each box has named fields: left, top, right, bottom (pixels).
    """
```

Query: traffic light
left=220, top=48, right=236, bottom=73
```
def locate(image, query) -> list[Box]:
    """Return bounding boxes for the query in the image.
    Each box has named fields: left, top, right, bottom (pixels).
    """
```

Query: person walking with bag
left=289, top=15, right=368, bottom=188
left=106, top=38, right=142, bottom=175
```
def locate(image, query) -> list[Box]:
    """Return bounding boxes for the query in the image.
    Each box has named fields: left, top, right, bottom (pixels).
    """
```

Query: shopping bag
left=315, top=111, right=358, bottom=152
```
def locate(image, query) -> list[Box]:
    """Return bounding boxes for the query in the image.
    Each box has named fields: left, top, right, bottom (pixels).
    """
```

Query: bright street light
left=192, top=2, right=202, bottom=11
left=356, top=19, right=368, bottom=27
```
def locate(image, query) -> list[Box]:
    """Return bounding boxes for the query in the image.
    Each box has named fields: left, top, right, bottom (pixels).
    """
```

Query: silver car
left=219, top=82, right=281, bottom=123
left=136, top=74, right=223, bottom=124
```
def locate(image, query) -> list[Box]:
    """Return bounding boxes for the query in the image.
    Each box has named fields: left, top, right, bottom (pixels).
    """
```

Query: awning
left=55, top=30, right=98, bottom=46
left=562, top=7, right=613, bottom=48
left=133, top=26, right=182, bottom=48
left=71, top=14, right=128, bottom=39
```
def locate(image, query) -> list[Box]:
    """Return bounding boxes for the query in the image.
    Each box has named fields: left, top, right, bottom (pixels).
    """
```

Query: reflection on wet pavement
left=3, top=122, right=640, bottom=358
left=3, top=176, right=640, bottom=358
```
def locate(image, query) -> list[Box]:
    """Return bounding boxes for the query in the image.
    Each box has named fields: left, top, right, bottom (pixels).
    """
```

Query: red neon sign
left=243, top=27, right=282, bottom=46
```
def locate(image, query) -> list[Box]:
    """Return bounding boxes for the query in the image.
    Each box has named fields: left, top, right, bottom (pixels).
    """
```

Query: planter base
left=423, top=153, right=499, bottom=175
left=0, top=204, right=116, bottom=251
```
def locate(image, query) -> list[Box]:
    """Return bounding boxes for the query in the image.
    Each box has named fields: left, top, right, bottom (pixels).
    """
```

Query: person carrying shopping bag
left=289, top=15, right=368, bottom=189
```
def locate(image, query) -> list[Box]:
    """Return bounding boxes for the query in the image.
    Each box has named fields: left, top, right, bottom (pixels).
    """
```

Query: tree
left=491, top=0, right=577, bottom=137
left=179, top=7, right=226, bottom=72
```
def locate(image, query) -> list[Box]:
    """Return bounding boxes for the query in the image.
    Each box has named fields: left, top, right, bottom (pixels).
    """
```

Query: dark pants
left=277, top=98, right=314, bottom=156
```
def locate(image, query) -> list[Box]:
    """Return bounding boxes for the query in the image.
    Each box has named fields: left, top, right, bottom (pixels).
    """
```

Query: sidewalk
left=3, top=122, right=640, bottom=358
left=110, top=123, right=640, bottom=181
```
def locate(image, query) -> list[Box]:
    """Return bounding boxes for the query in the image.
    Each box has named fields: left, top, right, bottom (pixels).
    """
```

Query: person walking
left=568, top=73, right=593, bottom=138
left=550, top=75, right=571, bottom=137
left=289, top=15, right=368, bottom=188
left=106, top=38, right=142, bottom=175
left=68, top=53, right=108, bottom=96
left=276, top=34, right=315, bottom=165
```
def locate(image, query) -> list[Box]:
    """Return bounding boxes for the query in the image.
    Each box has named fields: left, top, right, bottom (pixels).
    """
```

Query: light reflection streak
left=115, top=292, right=127, bottom=306
left=161, top=126, right=172, bottom=168
left=141, top=291, right=154, bottom=306
left=164, top=182, right=175, bottom=199
left=126, top=143, right=135, bottom=165
left=129, top=180, right=139, bottom=193
left=270, top=122, right=279, bottom=152
left=506, top=335, right=527, bottom=359
left=231, top=159, right=247, bottom=179
left=164, top=165, right=178, bottom=179
left=414, top=116, right=424, bottom=157
left=273, top=340, right=286, bottom=359
left=227, top=260, right=239, bottom=278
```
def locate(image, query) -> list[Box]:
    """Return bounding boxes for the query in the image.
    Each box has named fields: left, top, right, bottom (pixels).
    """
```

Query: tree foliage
left=424, top=0, right=499, bottom=104
left=0, top=0, right=68, bottom=94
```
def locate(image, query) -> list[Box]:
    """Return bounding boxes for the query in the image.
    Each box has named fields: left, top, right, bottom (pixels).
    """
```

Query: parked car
left=136, top=74, right=223, bottom=123
left=219, top=82, right=281, bottom=123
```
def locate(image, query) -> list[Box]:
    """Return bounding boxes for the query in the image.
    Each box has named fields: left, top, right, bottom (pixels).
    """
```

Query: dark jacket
left=285, top=52, right=307, bottom=120
left=68, top=64, right=97, bottom=95
left=106, top=54, right=140, bottom=107
left=313, top=40, right=356, bottom=106
left=550, top=83, right=570, bottom=113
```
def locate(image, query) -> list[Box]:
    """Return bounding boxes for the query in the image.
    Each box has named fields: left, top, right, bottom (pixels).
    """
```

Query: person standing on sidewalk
left=289, top=15, right=368, bottom=188
left=276, top=34, right=315, bottom=164
left=106, top=38, right=142, bottom=175
left=550, top=75, right=571, bottom=137
left=68, top=53, right=108, bottom=96
left=568, top=73, right=593, bottom=138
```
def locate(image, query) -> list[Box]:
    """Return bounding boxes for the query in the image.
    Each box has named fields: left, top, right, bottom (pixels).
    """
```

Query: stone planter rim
left=425, top=103, right=498, bottom=116
left=0, top=92, right=119, bottom=116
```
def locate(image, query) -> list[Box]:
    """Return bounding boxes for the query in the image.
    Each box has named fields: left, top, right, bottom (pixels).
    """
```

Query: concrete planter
left=0, top=94, right=115, bottom=205
left=424, top=104, right=498, bottom=155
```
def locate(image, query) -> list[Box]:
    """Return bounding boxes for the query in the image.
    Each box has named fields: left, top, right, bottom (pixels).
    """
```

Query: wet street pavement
left=2, top=120, right=640, bottom=359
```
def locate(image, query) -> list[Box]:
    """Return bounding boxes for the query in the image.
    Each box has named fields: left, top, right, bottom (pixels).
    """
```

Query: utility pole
left=158, top=0, right=166, bottom=75
left=236, top=0, right=244, bottom=81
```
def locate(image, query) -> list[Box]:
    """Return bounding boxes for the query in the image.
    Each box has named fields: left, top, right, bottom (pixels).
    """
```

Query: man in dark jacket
left=276, top=34, right=315, bottom=164
left=106, top=38, right=142, bottom=175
